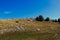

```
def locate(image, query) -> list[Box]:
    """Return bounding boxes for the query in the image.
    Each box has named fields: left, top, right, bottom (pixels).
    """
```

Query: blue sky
left=0, top=0, right=60, bottom=19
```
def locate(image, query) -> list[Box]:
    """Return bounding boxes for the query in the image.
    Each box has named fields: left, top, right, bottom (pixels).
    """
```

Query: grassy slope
left=0, top=31, right=56, bottom=40
left=0, top=19, right=60, bottom=40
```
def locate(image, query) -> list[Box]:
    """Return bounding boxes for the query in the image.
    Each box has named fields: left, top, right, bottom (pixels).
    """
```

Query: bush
left=35, top=17, right=39, bottom=21
left=16, top=21, right=19, bottom=23
left=45, top=17, right=50, bottom=21
left=51, top=19, right=58, bottom=22
left=35, top=15, right=44, bottom=21
left=54, top=19, right=58, bottom=22
left=58, top=18, right=60, bottom=23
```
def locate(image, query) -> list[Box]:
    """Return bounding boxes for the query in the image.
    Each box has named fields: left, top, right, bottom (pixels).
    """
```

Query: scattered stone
left=20, top=26, right=25, bottom=30
left=0, top=30, right=4, bottom=34
left=36, top=28, right=41, bottom=31
left=16, top=26, right=21, bottom=30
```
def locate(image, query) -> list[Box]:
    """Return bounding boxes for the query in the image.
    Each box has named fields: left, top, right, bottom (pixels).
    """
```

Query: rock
left=16, top=26, right=21, bottom=30
left=20, top=26, right=25, bottom=30
left=0, top=30, right=4, bottom=34
left=36, top=28, right=41, bottom=31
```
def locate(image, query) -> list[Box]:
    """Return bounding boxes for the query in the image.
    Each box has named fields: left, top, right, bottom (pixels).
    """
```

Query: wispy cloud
left=3, top=11, right=12, bottom=14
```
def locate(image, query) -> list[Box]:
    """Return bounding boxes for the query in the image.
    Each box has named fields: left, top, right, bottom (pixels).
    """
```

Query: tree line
left=35, top=15, right=60, bottom=23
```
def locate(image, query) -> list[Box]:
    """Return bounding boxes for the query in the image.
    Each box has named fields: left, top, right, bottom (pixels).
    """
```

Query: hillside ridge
left=0, top=18, right=60, bottom=34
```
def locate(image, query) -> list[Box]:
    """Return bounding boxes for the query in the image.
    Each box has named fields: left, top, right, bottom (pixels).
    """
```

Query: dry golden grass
left=0, top=19, right=60, bottom=40
left=0, top=19, right=60, bottom=31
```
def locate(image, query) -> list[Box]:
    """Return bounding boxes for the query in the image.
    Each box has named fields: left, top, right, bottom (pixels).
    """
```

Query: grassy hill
left=0, top=18, right=60, bottom=40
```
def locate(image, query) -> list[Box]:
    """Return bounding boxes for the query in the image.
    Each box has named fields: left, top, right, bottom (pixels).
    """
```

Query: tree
left=35, top=15, right=44, bottom=21
left=55, top=19, right=58, bottom=22
left=52, top=19, right=57, bottom=22
left=39, top=15, right=44, bottom=21
left=58, top=18, right=60, bottom=23
left=35, top=17, right=39, bottom=21
left=45, top=17, right=50, bottom=21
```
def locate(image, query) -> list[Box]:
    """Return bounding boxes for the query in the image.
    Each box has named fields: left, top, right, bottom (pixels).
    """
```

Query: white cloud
left=4, top=11, right=12, bottom=14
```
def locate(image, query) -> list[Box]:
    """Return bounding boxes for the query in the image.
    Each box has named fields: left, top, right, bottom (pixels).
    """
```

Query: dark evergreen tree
left=54, top=19, right=57, bottom=22
left=38, top=15, right=44, bottom=21
left=35, top=15, right=44, bottom=21
left=35, top=17, right=39, bottom=21
left=45, top=17, right=50, bottom=21
left=58, top=18, right=60, bottom=23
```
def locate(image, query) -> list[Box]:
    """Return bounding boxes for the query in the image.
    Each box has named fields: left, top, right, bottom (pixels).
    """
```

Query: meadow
left=0, top=19, right=60, bottom=40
